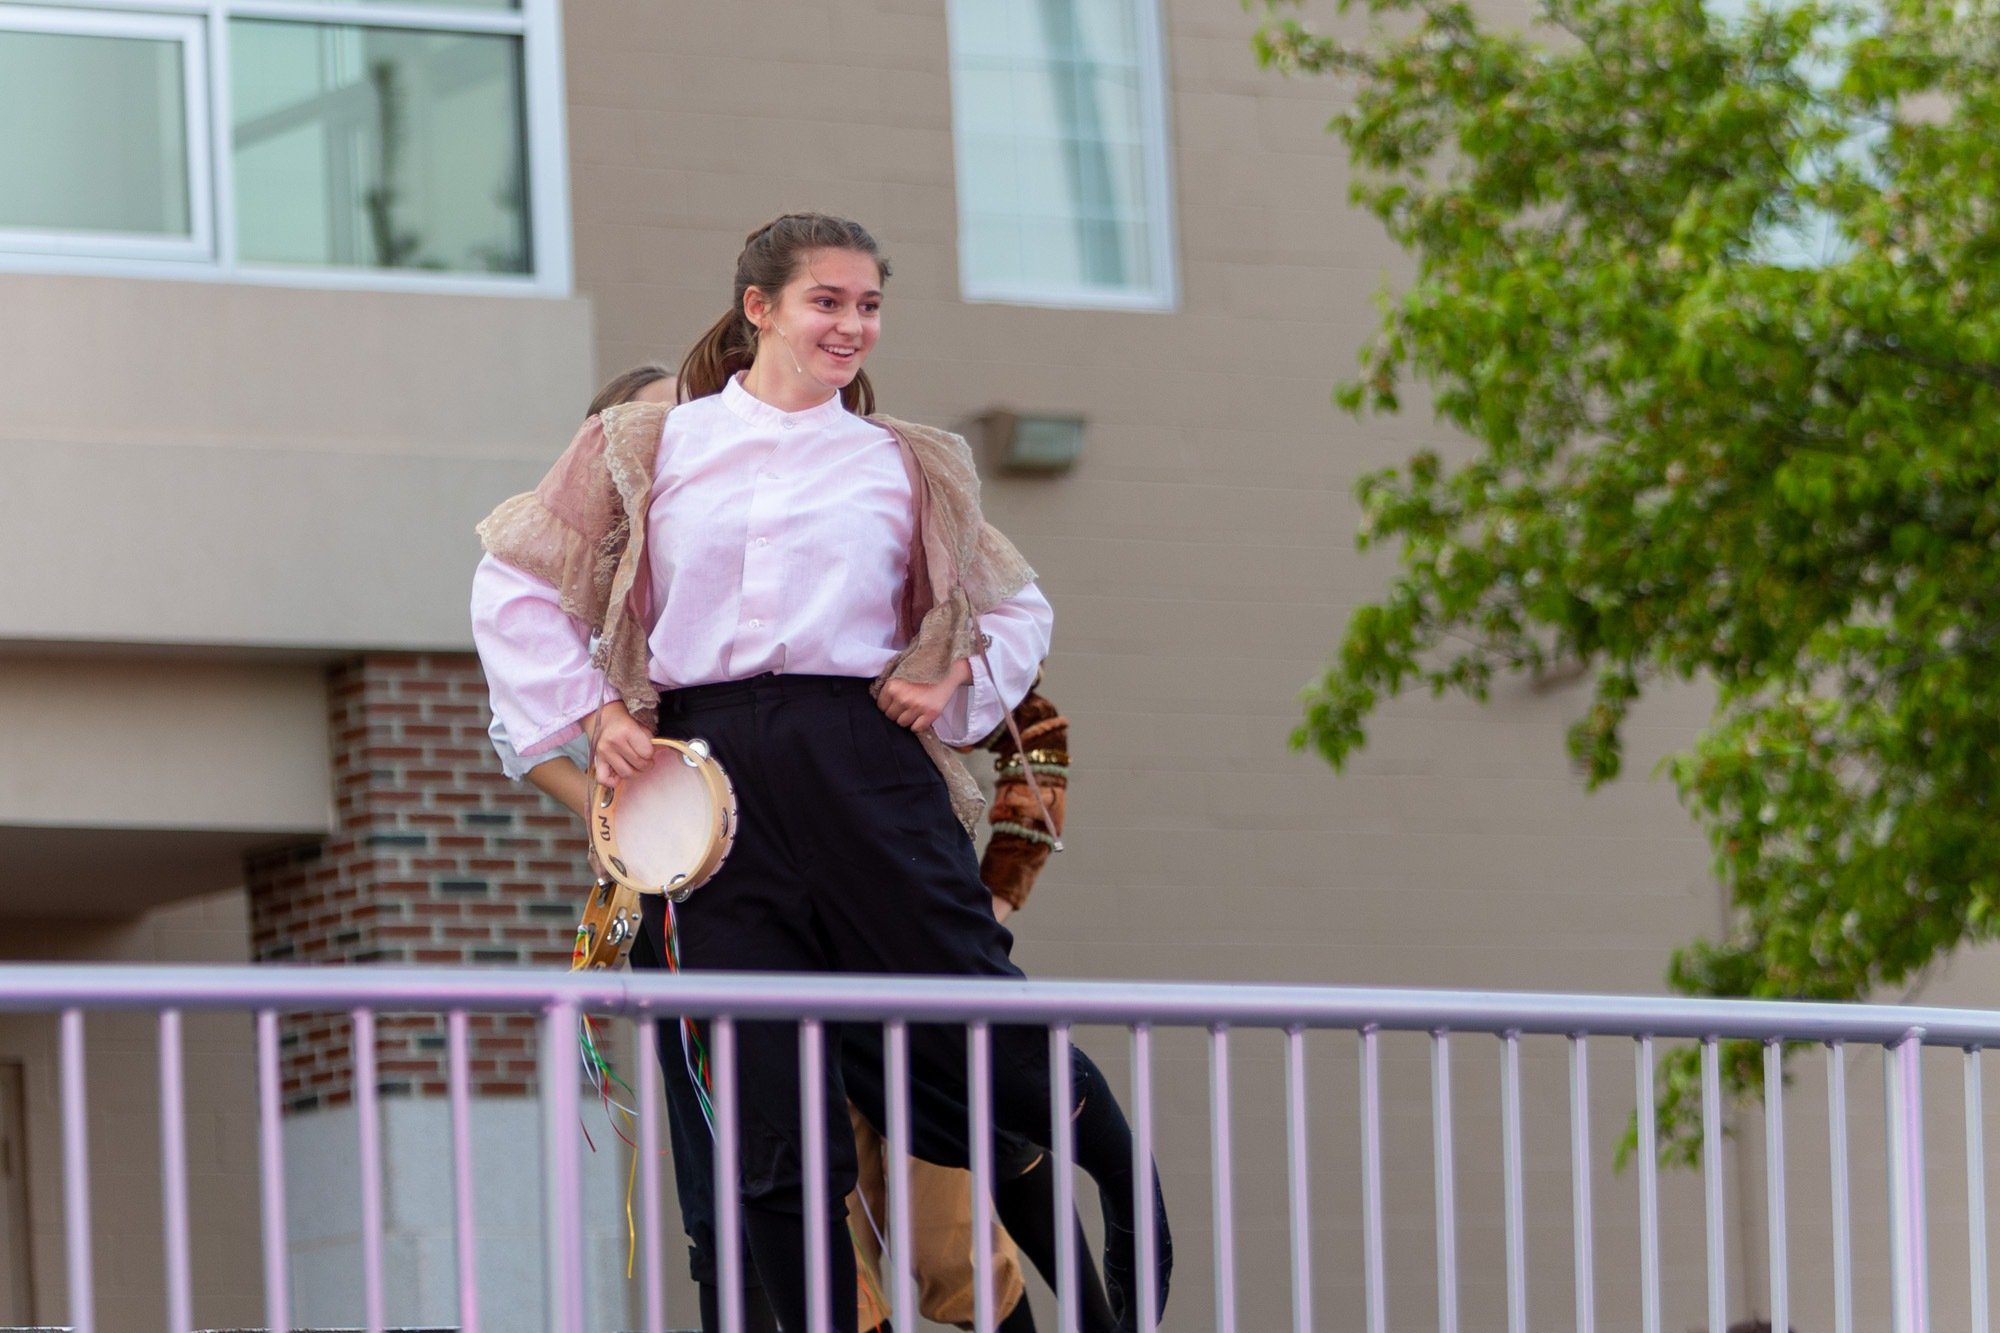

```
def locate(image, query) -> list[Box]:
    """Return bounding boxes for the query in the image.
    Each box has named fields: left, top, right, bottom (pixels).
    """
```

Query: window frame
left=0, top=4, right=213, bottom=262
left=945, top=0, right=1180, bottom=313
left=0, top=0, right=571, bottom=296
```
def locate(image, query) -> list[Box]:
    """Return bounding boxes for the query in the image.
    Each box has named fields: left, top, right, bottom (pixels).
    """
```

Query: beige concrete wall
left=0, top=655, right=329, bottom=832
left=0, top=654, right=331, bottom=916
left=0, top=274, right=596, bottom=651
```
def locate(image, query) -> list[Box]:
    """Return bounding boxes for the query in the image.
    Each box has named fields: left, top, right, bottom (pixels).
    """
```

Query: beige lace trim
left=478, top=405, right=1034, bottom=835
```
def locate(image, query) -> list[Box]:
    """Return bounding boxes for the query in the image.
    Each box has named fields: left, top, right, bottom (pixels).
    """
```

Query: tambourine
left=571, top=874, right=643, bottom=972
left=588, top=737, right=739, bottom=902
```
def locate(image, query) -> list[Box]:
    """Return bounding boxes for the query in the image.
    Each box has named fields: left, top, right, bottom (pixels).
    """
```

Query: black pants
left=641, top=674, right=1074, bottom=1333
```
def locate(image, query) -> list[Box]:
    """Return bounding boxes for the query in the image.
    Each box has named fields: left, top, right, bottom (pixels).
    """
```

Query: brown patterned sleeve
left=978, top=688, right=1068, bottom=911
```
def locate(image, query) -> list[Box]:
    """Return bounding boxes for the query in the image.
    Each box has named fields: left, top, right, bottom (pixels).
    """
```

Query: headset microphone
left=772, top=325, right=819, bottom=386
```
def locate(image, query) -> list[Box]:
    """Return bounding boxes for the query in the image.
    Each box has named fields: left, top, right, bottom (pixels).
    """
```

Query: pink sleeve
left=469, top=554, right=609, bottom=759
left=932, top=581, right=1054, bottom=747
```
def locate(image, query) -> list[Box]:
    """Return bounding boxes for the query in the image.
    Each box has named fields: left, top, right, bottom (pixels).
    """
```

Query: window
left=946, top=0, right=1177, bottom=310
left=0, top=8, right=210, bottom=260
left=0, top=0, right=568, bottom=293
left=1706, top=0, right=1881, bottom=270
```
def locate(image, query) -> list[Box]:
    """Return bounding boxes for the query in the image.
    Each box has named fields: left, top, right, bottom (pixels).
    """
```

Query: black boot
left=740, top=1205, right=859, bottom=1333
left=699, top=1275, right=782, bottom=1333
left=992, top=1152, right=1118, bottom=1333
left=1066, top=1050, right=1172, bottom=1331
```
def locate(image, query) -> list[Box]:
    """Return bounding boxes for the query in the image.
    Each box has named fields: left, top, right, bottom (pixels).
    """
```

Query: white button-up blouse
left=471, top=372, right=1053, bottom=767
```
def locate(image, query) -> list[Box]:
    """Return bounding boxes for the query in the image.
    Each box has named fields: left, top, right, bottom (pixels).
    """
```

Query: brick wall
left=246, top=653, right=590, bottom=1111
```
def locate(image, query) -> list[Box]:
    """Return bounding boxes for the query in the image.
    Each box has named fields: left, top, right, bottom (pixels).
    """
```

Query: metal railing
left=10, top=964, right=1993, bottom=1332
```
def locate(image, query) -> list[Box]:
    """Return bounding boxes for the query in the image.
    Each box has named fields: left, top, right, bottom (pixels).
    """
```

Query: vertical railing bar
left=1570, top=1034, right=1595, bottom=1333
left=1828, top=1040, right=1853, bottom=1333
left=1765, top=1039, right=1789, bottom=1333
left=800, top=1018, right=831, bottom=1333
left=354, top=1008, right=386, bottom=1333
left=1132, top=1023, right=1160, bottom=1333
left=1886, top=1042, right=1908, bottom=1332
left=1431, top=1029, right=1459, bottom=1333
left=885, top=1021, right=917, bottom=1332
left=1971, top=1046, right=1991, bottom=1333
left=1053, top=1022, right=1080, bottom=1333
left=636, top=1018, right=665, bottom=1333
left=256, top=1009, right=290, bottom=1333
left=713, top=1018, right=744, bottom=1333
left=448, top=1010, right=482, bottom=1333
left=60, top=1007, right=94, bottom=1333
left=1360, top=1025, right=1388, bottom=1333
left=970, top=1021, right=997, bottom=1333
left=1636, top=1036, right=1661, bottom=1333
left=1888, top=1031, right=1931, bottom=1333
left=1500, top=1031, right=1528, bottom=1333
left=1701, top=1038, right=1726, bottom=1333
left=159, top=1009, right=193, bottom=1333
left=1210, top=1024, right=1237, bottom=1333
left=543, top=1003, right=585, bottom=1333
left=1285, top=1026, right=1313, bottom=1333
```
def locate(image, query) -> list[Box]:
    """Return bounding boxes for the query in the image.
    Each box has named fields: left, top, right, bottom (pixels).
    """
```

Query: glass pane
left=1083, top=217, right=1152, bottom=289
left=1083, top=64, right=1144, bottom=145
left=949, top=0, right=1021, bottom=59
left=1015, top=216, right=1087, bottom=290
left=1101, top=141, right=1149, bottom=217
left=962, top=214, right=1023, bottom=291
left=1010, top=60, right=1070, bottom=139
left=953, top=60, right=1016, bottom=136
left=1074, top=0, right=1140, bottom=62
left=1031, top=0, right=1083, bottom=59
left=231, top=20, right=529, bottom=274
left=1012, top=136, right=1075, bottom=221
left=958, top=135, right=1020, bottom=217
left=0, top=29, right=189, bottom=236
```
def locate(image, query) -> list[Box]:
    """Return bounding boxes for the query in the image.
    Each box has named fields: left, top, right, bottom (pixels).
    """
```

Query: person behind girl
left=487, top=364, right=1046, bottom=1333
left=472, top=213, right=1168, bottom=1333
left=484, top=363, right=782, bottom=1332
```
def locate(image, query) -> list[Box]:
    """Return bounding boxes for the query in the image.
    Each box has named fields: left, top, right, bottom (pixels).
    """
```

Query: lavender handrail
left=8, top=965, right=2000, bottom=1046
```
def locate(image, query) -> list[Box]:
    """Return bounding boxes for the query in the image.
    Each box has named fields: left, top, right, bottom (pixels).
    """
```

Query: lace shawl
left=474, top=400, right=1037, bottom=834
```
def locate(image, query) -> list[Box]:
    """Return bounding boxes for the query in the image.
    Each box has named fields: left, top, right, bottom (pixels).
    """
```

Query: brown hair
left=585, top=362, right=674, bottom=419
left=676, top=213, right=891, bottom=415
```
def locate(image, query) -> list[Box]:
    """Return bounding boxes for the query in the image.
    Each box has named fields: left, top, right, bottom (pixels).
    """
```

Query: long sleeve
left=487, top=711, right=593, bottom=782
left=931, top=580, right=1053, bottom=748
left=470, top=553, right=609, bottom=761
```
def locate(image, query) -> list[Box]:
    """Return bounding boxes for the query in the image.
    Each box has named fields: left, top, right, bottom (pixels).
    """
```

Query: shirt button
left=754, top=536, right=769, bottom=547
left=749, top=618, right=764, bottom=628
left=781, top=419, right=797, bottom=431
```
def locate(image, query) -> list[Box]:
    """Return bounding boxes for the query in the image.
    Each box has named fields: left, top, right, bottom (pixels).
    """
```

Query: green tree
left=1252, top=0, right=2000, bottom=1158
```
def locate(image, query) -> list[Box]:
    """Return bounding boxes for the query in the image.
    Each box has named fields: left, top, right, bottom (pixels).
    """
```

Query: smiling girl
left=472, top=213, right=1166, bottom=1333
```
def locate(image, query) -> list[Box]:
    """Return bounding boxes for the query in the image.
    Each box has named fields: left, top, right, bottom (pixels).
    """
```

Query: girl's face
left=747, top=247, right=883, bottom=389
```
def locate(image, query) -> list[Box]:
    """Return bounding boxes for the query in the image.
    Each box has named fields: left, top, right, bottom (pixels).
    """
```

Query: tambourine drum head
left=610, top=761, right=716, bottom=892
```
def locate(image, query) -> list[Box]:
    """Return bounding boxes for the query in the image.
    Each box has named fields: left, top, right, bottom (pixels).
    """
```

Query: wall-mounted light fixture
left=973, top=409, right=1085, bottom=475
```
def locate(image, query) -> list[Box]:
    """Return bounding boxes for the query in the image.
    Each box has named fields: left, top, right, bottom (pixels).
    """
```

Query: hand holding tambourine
left=588, top=737, right=739, bottom=902
left=570, top=736, right=738, bottom=972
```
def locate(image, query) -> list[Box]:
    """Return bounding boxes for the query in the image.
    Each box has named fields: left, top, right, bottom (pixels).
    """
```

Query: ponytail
left=676, top=308, right=758, bottom=404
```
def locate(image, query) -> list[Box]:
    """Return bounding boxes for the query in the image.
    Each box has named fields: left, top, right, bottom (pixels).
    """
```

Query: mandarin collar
left=721, top=371, right=849, bottom=431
